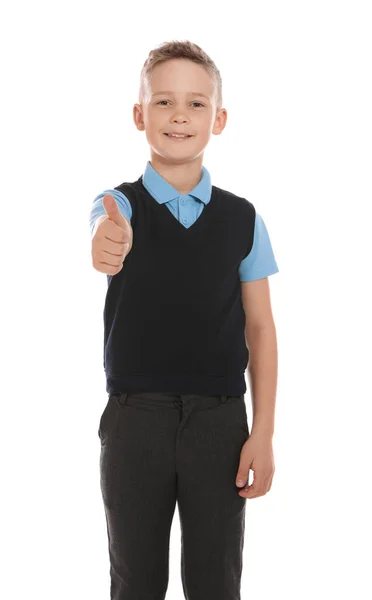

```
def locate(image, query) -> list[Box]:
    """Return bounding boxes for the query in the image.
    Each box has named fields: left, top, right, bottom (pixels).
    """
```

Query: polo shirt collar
left=142, top=160, right=212, bottom=205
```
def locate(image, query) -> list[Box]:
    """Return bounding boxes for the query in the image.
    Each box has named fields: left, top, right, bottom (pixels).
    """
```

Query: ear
left=133, top=104, right=145, bottom=131
left=212, top=108, right=228, bottom=135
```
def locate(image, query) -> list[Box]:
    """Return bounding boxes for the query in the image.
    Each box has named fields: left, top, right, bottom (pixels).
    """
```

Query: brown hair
left=138, top=40, right=223, bottom=110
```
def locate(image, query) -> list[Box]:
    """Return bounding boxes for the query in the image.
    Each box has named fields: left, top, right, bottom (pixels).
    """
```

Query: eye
left=156, top=101, right=205, bottom=107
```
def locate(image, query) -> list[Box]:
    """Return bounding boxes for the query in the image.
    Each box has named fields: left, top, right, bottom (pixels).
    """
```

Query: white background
left=1, top=1, right=371, bottom=598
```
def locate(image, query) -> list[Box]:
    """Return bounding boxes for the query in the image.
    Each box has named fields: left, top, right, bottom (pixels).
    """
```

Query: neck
left=149, top=153, right=204, bottom=195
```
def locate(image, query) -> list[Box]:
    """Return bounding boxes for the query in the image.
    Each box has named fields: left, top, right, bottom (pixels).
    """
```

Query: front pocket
left=98, top=395, right=119, bottom=445
left=235, top=396, right=250, bottom=437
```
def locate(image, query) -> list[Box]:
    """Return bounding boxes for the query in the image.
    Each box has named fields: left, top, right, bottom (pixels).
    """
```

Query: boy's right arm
left=91, top=193, right=133, bottom=275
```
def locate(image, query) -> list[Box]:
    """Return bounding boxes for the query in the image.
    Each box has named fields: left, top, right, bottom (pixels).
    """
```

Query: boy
left=89, top=40, right=278, bottom=600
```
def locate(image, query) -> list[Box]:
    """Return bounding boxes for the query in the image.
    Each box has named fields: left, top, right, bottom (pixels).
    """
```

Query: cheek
left=198, top=116, right=213, bottom=131
left=198, top=125, right=212, bottom=138
left=144, top=109, right=160, bottom=126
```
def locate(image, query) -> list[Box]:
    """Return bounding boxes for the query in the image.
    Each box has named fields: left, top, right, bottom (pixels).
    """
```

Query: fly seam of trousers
left=173, top=399, right=194, bottom=439
left=175, top=395, right=228, bottom=437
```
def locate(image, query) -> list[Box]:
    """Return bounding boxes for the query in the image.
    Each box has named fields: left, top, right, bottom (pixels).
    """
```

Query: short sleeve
left=239, top=212, right=279, bottom=282
left=89, top=189, right=132, bottom=235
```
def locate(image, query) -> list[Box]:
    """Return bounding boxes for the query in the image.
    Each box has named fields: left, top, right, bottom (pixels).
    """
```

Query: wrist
left=250, top=420, right=274, bottom=438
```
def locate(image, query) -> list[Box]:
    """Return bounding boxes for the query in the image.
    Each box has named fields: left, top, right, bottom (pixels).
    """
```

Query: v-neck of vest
left=139, top=176, right=218, bottom=235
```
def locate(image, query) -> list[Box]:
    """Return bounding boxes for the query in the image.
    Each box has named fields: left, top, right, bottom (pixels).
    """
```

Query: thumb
left=102, top=193, right=126, bottom=228
left=236, top=466, right=249, bottom=487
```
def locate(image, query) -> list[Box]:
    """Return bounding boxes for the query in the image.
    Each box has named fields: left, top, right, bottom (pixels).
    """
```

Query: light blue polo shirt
left=89, top=161, right=279, bottom=282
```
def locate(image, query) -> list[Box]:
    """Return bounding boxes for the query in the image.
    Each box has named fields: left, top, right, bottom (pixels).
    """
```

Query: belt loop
left=220, top=395, right=228, bottom=404
left=118, top=392, right=128, bottom=406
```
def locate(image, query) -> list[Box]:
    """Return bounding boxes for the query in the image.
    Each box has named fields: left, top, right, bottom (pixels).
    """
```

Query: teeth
left=167, top=134, right=189, bottom=138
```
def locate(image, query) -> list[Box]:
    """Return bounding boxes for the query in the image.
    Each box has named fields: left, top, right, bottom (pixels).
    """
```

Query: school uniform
left=89, top=160, right=279, bottom=599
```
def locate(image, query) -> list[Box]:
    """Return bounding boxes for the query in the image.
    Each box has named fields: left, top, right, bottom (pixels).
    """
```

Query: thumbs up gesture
left=91, top=194, right=133, bottom=275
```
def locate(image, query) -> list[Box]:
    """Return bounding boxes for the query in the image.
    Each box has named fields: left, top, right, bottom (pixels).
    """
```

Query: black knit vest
left=103, top=175, right=256, bottom=396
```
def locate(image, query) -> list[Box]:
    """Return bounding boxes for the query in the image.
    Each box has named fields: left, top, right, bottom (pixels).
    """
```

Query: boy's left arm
left=241, top=277, right=278, bottom=438
left=235, top=277, right=278, bottom=498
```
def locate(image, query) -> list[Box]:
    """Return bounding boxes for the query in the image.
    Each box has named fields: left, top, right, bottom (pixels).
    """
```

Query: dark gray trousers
left=98, top=391, right=250, bottom=600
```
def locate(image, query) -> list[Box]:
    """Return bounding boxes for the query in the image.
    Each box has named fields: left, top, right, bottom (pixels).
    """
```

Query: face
left=133, top=58, right=227, bottom=164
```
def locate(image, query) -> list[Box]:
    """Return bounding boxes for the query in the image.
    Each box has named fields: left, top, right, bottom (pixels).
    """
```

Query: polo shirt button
left=180, top=198, right=186, bottom=205
left=182, top=217, right=188, bottom=224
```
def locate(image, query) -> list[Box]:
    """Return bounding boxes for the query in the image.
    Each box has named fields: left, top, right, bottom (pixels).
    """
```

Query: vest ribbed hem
left=106, top=372, right=247, bottom=396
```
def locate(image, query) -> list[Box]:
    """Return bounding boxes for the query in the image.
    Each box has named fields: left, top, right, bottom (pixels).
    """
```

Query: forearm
left=245, top=324, right=278, bottom=438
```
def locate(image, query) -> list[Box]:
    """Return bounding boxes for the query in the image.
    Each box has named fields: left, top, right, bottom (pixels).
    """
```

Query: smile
left=164, top=133, right=193, bottom=140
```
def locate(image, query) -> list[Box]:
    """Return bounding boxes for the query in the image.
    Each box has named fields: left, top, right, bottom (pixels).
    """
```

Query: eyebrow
left=152, top=91, right=210, bottom=99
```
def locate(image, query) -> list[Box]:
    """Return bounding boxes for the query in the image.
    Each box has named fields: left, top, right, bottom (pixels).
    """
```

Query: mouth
left=164, top=133, right=194, bottom=140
